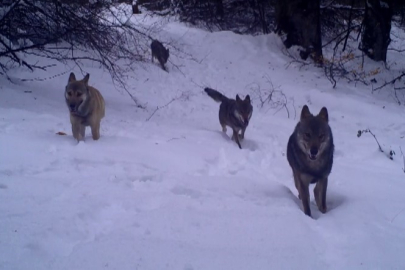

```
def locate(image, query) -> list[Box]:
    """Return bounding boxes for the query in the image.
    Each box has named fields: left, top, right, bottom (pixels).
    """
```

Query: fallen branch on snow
left=357, top=128, right=395, bottom=160
left=145, top=91, right=189, bottom=121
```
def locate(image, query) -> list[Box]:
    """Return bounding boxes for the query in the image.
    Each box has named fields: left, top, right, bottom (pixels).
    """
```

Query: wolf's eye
left=76, top=93, right=82, bottom=97
left=68, top=92, right=72, bottom=96
left=304, top=133, right=311, bottom=138
left=319, top=134, right=325, bottom=140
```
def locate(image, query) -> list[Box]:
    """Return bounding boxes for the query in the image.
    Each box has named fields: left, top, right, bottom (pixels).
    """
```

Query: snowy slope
left=1, top=12, right=405, bottom=270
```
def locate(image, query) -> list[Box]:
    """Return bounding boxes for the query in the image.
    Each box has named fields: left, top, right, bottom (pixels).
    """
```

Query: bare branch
left=357, top=128, right=395, bottom=160
left=372, top=72, right=405, bottom=92
left=146, top=91, right=189, bottom=121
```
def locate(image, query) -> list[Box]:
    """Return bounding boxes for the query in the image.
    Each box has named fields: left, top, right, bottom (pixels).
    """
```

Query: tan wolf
left=65, top=72, right=105, bottom=142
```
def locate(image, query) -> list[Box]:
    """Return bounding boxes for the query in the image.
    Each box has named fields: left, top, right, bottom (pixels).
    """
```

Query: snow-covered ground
left=1, top=11, right=405, bottom=270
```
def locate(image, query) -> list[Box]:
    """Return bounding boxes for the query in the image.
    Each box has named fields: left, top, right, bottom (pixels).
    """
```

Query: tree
left=359, top=0, right=393, bottom=62
left=275, top=0, right=323, bottom=63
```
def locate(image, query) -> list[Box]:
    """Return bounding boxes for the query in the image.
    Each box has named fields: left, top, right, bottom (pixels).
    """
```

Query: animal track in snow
left=171, top=186, right=202, bottom=199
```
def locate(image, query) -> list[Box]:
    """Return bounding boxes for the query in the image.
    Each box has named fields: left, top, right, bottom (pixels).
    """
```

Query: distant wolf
left=287, top=105, right=334, bottom=217
left=65, top=72, right=105, bottom=142
left=204, top=87, right=253, bottom=149
left=151, top=39, right=169, bottom=71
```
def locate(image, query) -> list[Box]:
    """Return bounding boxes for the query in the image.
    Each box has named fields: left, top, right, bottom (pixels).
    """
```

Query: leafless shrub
left=357, top=128, right=395, bottom=160
left=249, top=76, right=295, bottom=119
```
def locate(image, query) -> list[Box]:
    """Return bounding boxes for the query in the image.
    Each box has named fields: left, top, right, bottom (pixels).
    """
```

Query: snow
left=1, top=11, right=405, bottom=270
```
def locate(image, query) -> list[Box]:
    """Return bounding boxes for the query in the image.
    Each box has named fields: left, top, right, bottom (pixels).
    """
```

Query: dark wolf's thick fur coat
left=287, top=105, right=334, bottom=217
left=204, top=87, right=253, bottom=149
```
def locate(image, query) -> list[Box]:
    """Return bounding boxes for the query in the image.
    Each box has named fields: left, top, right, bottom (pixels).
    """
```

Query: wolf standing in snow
left=65, top=72, right=105, bottom=142
left=204, top=87, right=253, bottom=149
left=286, top=105, right=334, bottom=217
left=151, top=39, right=169, bottom=71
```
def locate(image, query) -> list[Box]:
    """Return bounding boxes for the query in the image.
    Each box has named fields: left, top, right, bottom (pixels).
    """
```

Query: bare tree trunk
left=275, top=0, right=323, bottom=63
left=257, top=0, right=269, bottom=34
left=214, top=0, right=224, bottom=19
left=359, top=0, right=393, bottom=62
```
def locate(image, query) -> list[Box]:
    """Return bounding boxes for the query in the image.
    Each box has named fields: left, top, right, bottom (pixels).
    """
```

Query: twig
left=357, top=128, right=395, bottom=160
left=167, top=136, right=186, bottom=142
left=123, top=87, right=146, bottom=109
left=357, top=128, right=383, bottom=152
left=391, top=207, right=405, bottom=223
left=291, top=98, right=297, bottom=120
left=388, top=48, right=405, bottom=53
left=146, top=92, right=187, bottom=121
left=373, top=72, right=405, bottom=92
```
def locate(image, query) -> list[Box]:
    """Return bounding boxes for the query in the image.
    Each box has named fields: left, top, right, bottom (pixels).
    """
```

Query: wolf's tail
left=204, top=87, right=228, bottom=103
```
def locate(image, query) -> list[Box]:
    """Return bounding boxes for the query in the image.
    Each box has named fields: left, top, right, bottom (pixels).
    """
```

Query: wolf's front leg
left=72, top=122, right=85, bottom=142
left=296, top=174, right=311, bottom=217
left=232, top=129, right=242, bottom=149
left=91, top=121, right=101, bottom=140
left=239, top=127, right=246, bottom=140
left=314, top=177, right=328, bottom=213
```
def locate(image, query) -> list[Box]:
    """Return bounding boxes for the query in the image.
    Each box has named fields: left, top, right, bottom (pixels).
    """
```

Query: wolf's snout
left=69, top=104, right=76, bottom=111
left=309, top=147, right=318, bottom=160
left=310, top=147, right=318, bottom=156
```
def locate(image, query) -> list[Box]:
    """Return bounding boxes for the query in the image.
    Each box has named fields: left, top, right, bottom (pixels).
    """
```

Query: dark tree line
left=1, top=0, right=404, bottom=93
left=139, top=0, right=404, bottom=65
left=138, top=0, right=277, bottom=34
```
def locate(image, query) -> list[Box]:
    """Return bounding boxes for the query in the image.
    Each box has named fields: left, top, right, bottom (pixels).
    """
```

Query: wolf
left=151, top=39, right=169, bottom=71
left=65, top=72, right=105, bottom=142
left=286, top=105, right=334, bottom=217
left=204, top=87, right=253, bottom=149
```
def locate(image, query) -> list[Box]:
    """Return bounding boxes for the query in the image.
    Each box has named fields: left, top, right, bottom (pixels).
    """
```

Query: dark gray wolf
left=204, top=87, right=253, bottom=149
left=65, top=72, right=105, bottom=142
left=286, top=105, right=334, bottom=217
left=151, top=39, right=169, bottom=71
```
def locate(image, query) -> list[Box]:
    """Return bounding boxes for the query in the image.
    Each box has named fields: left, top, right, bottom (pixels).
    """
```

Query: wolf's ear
left=236, top=94, right=241, bottom=102
left=245, top=95, right=250, bottom=102
left=300, top=105, right=311, bottom=120
left=83, top=74, right=90, bottom=85
left=318, top=107, right=329, bottom=122
left=68, top=72, right=76, bottom=83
